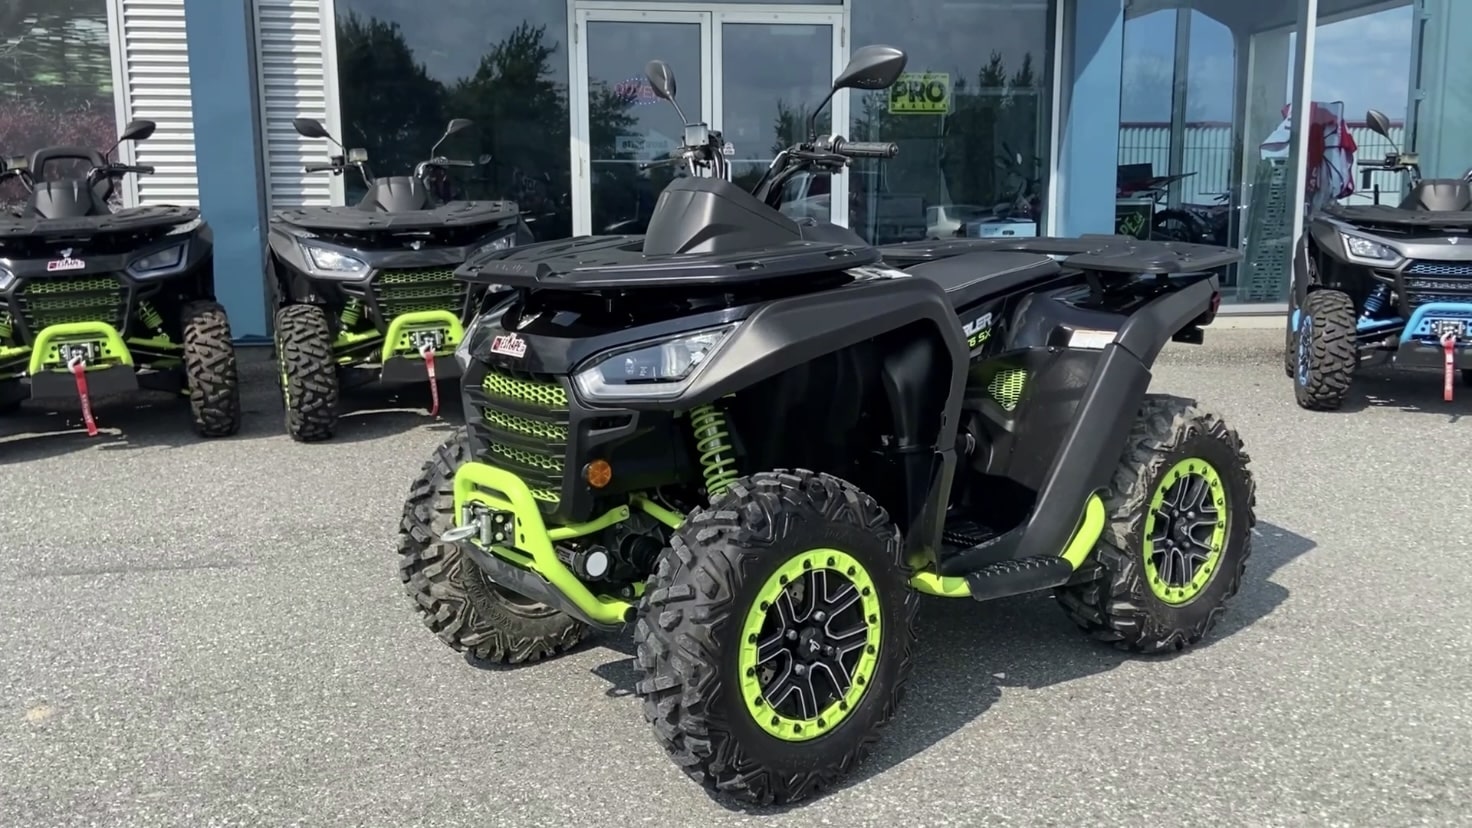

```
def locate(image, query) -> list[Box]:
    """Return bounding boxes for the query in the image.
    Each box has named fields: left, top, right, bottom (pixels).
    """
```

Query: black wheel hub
left=1150, top=472, right=1220, bottom=588
left=753, top=570, right=870, bottom=720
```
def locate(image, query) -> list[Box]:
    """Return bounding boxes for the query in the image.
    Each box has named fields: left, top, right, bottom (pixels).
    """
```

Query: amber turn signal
left=585, top=459, right=612, bottom=488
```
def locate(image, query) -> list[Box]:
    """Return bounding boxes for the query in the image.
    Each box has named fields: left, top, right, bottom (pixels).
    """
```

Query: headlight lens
left=0, top=266, right=12, bottom=291
left=470, top=232, right=517, bottom=260
left=573, top=325, right=736, bottom=401
left=128, top=243, right=186, bottom=275
left=301, top=243, right=367, bottom=276
left=1340, top=232, right=1400, bottom=264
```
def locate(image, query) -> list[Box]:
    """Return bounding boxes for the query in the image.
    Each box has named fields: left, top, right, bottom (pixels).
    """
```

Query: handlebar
left=304, top=163, right=338, bottom=173
left=112, top=164, right=155, bottom=175
left=833, top=139, right=898, bottom=159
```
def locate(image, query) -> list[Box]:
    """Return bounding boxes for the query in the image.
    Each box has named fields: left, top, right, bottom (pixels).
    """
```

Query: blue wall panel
left=182, top=0, right=270, bottom=342
left=1056, top=0, right=1124, bottom=237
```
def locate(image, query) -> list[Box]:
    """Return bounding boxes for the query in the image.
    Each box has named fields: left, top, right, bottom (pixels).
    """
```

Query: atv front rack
left=271, top=200, right=521, bottom=233
left=0, top=205, right=198, bottom=241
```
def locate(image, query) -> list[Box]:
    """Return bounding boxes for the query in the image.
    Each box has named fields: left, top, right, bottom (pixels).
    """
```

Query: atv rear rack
left=877, top=234, right=1244, bottom=274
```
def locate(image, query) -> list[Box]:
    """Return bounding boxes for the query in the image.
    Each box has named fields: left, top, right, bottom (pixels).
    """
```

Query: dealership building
left=1, top=0, right=1462, bottom=340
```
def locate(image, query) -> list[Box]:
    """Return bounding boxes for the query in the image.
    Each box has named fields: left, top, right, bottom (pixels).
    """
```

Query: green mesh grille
left=483, top=371, right=568, bottom=409
left=484, top=409, right=569, bottom=442
left=19, top=276, right=126, bottom=330
left=373, top=267, right=466, bottom=317
left=987, top=368, right=1028, bottom=411
left=479, top=369, right=571, bottom=507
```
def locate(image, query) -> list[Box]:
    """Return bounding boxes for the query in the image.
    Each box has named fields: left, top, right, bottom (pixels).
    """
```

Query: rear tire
left=1292, top=289, right=1358, bottom=410
left=275, top=304, right=339, bottom=442
left=180, top=300, right=241, bottom=437
left=397, top=426, right=587, bottom=663
left=1055, top=395, right=1256, bottom=654
left=633, top=470, right=919, bottom=805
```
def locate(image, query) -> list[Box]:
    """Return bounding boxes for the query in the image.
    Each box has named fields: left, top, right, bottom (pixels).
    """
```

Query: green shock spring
left=341, top=298, right=363, bottom=328
left=690, top=402, right=739, bottom=499
left=136, top=301, right=163, bottom=331
left=0, top=312, right=11, bottom=342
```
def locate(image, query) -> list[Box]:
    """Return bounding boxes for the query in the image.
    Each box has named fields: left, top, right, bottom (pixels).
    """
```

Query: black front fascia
left=0, top=233, right=210, bottom=345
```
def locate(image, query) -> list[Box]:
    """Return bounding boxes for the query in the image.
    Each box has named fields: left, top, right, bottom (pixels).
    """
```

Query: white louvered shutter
left=253, top=0, right=335, bottom=208
left=115, top=0, right=199, bottom=206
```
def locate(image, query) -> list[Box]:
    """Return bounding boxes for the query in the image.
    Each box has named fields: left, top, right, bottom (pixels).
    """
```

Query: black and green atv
left=396, top=46, right=1257, bottom=805
left=265, top=116, right=531, bottom=441
left=0, top=121, right=240, bottom=436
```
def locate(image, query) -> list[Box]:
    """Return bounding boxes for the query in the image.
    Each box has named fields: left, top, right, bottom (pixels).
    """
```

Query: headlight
left=1340, top=232, right=1401, bottom=265
left=128, top=243, right=186, bottom=275
left=0, top=266, right=12, bottom=291
left=573, top=324, right=736, bottom=401
left=300, top=243, right=368, bottom=277
left=470, top=232, right=517, bottom=260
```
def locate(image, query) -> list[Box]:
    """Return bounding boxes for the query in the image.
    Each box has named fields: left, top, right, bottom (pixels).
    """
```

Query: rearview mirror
left=293, top=117, right=332, bottom=139
left=120, top=119, right=156, bottom=143
left=1365, top=109, right=1393, bottom=140
left=445, top=118, right=474, bottom=136
left=348, top=147, right=369, bottom=163
left=832, top=44, right=907, bottom=91
left=644, top=60, right=676, bottom=101
left=477, top=154, right=492, bottom=165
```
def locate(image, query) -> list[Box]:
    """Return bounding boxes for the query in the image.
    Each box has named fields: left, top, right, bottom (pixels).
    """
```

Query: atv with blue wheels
left=394, top=46, right=1258, bottom=805
left=1287, top=107, right=1472, bottom=409
left=0, top=121, right=240, bottom=437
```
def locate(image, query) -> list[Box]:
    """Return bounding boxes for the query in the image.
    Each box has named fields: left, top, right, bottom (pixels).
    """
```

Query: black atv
left=395, top=46, right=1257, bottom=805
left=0, top=119, right=240, bottom=436
left=265, top=116, right=532, bottom=441
left=1287, top=107, right=1472, bottom=409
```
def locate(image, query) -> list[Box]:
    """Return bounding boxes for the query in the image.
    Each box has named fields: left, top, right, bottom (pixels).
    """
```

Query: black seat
left=1399, top=179, right=1472, bottom=212
left=906, top=250, right=1061, bottom=309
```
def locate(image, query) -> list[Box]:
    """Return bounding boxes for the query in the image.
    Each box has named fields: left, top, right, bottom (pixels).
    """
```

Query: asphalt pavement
left=2, top=329, right=1470, bottom=827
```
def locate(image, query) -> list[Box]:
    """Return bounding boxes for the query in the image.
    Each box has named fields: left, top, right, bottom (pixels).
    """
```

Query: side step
left=963, top=556, right=1079, bottom=602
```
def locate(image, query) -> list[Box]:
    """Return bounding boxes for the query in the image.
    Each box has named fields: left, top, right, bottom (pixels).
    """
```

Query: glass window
left=1115, top=0, right=1315, bottom=305
left=848, top=0, right=1055, bottom=244
left=0, top=1, right=117, bottom=212
left=334, top=1, right=573, bottom=240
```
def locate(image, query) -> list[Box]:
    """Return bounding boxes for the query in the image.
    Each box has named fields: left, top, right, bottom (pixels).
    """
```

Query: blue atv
left=1287, top=108, right=1472, bottom=408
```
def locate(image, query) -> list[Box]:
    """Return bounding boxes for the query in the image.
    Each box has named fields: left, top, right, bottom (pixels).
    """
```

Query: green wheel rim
left=1143, top=458, right=1228, bottom=605
left=737, top=548, right=882, bottom=742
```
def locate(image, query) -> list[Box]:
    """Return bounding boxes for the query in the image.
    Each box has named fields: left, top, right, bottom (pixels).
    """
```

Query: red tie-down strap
left=420, top=341, right=440, bottom=417
left=68, top=355, right=99, bottom=436
left=1443, top=332, right=1458, bottom=403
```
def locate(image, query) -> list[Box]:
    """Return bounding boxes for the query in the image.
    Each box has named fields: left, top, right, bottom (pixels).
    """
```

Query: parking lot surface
left=3, top=330, right=1470, bottom=827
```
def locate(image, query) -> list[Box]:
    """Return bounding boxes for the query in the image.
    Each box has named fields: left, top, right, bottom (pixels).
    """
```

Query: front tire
left=0, top=381, right=23, bottom=414
left=275, top=304, right=339, bottom=442
left=180, top=300, right=241, bottom=437
left=397, top=427, right=587, bottom=663
left=1293, top=289, right=1358, bottom=410
left=633, top=470, right=920, bottom=805
left=1055, top=395, right=1256, bottom=654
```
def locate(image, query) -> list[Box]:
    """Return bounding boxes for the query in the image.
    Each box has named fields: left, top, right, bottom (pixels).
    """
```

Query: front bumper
left=1394, top=303, right=1472, bottom=369
left=449, top=461, right=654, bottom=630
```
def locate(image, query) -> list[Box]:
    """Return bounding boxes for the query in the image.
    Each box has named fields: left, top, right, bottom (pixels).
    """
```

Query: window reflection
left=0, top=1, right=117, bottom=212
left=847, top=0, right=1054, bottom=244
left=334, top=1, right=574, bottom=239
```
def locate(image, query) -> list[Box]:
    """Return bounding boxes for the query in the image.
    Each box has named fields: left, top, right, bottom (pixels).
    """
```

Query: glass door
left=713, top=11, right=847, bottom=226
left=573, top=9, right=712, bottom=236
left=571, top=5, right=845, bottom=236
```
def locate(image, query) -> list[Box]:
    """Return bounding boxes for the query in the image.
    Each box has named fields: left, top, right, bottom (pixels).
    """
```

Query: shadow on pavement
left=1329, top=364, right=1472, bottom=420
left=576, top=520, right=1316, bottom=814
left=0, top=354, right=464, bottom=462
